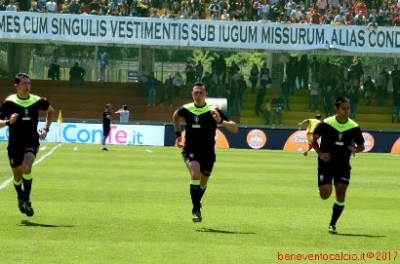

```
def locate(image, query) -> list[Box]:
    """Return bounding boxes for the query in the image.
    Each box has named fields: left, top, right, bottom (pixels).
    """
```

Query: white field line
left=0, top=143, right=63, bottom=190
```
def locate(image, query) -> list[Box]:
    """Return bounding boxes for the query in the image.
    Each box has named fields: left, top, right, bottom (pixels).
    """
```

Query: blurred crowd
left=1, top=0, right=400, bottom=27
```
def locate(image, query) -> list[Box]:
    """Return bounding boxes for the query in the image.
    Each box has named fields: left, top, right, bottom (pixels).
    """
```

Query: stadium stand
left=0, top=78, right=397, bottom=130
left=0, top=78, right=178, bottom=123
left=239, top=87, right=398, bottom=130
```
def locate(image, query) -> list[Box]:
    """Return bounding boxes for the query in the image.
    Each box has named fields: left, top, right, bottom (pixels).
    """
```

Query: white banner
left=0, top=123, right=165, bottom=146
left=1, top=12, right=400, bottom=54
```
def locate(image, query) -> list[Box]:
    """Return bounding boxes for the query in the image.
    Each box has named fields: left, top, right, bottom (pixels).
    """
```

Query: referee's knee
left=21, top=165, right=32, bottom=175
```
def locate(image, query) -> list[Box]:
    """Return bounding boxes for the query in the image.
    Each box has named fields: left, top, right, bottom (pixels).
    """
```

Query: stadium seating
left=239, top=87, right=398, bottom=131
left=0, top=79, right=179, bottom=123
left=0, top=78, right=397, bottom=130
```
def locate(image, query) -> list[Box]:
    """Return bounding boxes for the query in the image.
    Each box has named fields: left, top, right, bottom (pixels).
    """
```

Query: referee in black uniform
left=101, top=103, right=113, bottom=151
left=311, top=96, right=365, bottom=234
left=0, top=72, right=54, bottom=217
left=173, top=82, right=238, bottom=223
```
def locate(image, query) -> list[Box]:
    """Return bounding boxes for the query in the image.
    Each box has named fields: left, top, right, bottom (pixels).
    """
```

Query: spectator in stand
left=308, top=76, right=320, bottom=112
left=377, top=5, right=389, bottom=25
left=37, top=0, right=47, bottom=10
left=329, top=0, right=339, bottom=9
left=393, top=13, right=400, bottom=26
left=310, top=56, right=321, bottom=82
left=249, top=63, right=259, bottom=93
left=259, top=0, right=270, bottom=19
left=271, top=93, right=284, bottom=126
left=310, top=9, right=322, bottom=24
left=298, top=54, right=309, bottom=90
left=345, top=12, right=354, bottom=25
left=46, top=0, right=58, bottom=12
left=68, top=0, right=81, bottom=13
left=69, top=62, right=86, bottom=89
left=346, top=82, right=360, bottom=119
left=99, top=52, right=108, bottom=82
left=173, top=71, right=184, bottom=99
left=192, top=0, right=204, bottom=19
left=0, top=0, right=6, bottom=11
left=195, top=61, right=203, bottom=82
left=354, top=1, right=367, bottom=17
left=333, top=11, right=346, bottom=25
left=146, top=72, right=158, bottom=107
left=368, top=8, right=378, bottom=22
left=392, top=88, right=400, bottom=123
left=29, top=2, right=41, bottom=12
left=89, top=0, right=101, bottom=13
left=150, top=8, right=160, bottom=17
left=263, top=98, right=271, bottom=125
left=286, top=56, right=297, bottom=91
left=209, top=0, right=221, bottom=17
left=201, top=72, right=212, bottom=95
left=6, top=0, right=17, bottom=11
left=322, top=85, right=335, bottom=117
left=354, top=11, right=368, bottom=25
left=281, top=77, right=292, bottom=111
left=160, top=74, right=173, bottom=107
left=367, top=18, right=378, bottom=32
left=185, top=62, right=196, bottom=98
left=316, top=0, right=327, bottom=15
left=362, top=75, right=375, bottom=106
left=254, top=62, right=271, bottom=117
left=323, top=10, right=335, bottom=24
left=180, top=2, right=192, bottom=19
left=59, top=4, right=69, bottom=14
left=375, top=68, right=389, bottom=107
left=284, top=0, right=296, bottom=21
left=220, top=9, right=229, bottom=21
left=291, top=5, right=303, bottom=22
left=252, top=0, right=260, bottom=21
left=382, top=13, right=393, bottom=26
left=391, top=64, right=400, bottom=92
left=269, top=5, right=280, bottom=22
left=347, top=58, right=364, bottom=91
left=160, top=8, right=169, bottom=18
left=229, top=60, right=240, bottom=84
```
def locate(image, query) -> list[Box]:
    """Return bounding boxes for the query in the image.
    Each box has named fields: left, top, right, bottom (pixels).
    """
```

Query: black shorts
left=8, top=145, right=39, bottom=168
left=181, top=150, right=216, bottom=176
left=317, top=165, right=351, bottom=187
left=103, top=127, right=110, bottom=137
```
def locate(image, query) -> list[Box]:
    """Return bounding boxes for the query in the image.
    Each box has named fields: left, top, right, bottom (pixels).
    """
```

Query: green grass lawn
left=0, top=143, right=399, bottom=264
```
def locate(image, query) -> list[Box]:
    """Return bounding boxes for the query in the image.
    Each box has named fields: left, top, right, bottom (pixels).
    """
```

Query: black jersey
left=103, top=109, right=112, bottom=129
left=0, top=94, right=50, bottom=146
left=314, top=116, right=364, bottom=166
left=177, top=103, right=228, bottom=153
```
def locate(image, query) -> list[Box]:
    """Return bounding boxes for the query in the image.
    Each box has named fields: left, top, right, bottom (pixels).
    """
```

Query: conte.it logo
left=391, top=137, right=400, bottom=154
left=283, top=130, right=309, bottom=151
left=246, top=129, right=267, bottom=149
left=361, top=132, right=374, bottom=152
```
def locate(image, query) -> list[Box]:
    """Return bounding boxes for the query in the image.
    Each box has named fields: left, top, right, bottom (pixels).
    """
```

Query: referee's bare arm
left=172, top=109, right=181, bottom=134
left=44, top=106, right=55, bottom=131
left=218, top=119, right=238, bottom=134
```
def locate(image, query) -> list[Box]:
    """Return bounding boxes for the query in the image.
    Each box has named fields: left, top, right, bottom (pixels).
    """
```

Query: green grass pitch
left=0, top=143, right=399, bottom=264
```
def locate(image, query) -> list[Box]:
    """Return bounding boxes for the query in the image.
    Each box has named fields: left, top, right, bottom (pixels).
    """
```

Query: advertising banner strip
left=1, top=13, right=400, bottom=54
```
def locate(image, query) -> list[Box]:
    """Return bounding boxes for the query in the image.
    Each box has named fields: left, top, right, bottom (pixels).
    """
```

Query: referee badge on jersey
left=336, top=133, right=344, bottom=146
left=22, top=108, right=31, bottom=121
left=192, top=115, right=200, bottom=128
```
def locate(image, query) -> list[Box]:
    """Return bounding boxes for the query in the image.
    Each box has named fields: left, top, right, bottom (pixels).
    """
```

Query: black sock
left=14, top=181, right=24, bottom=200
left=199, top=187, right=206, bottom=201
left=23, top=178, right=32, bottom=202
left=330, top=203, right=345, bottom=226
left=190, top=184, right=201, bottom=212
